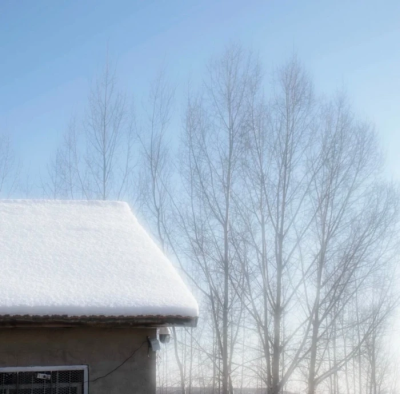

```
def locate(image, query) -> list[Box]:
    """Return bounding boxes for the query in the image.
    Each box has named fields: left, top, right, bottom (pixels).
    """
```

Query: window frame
left=0, top=364, right=88, bottom=394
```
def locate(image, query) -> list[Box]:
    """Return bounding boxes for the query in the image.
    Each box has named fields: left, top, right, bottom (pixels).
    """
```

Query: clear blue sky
left=1, top=0, right=400, bottom=186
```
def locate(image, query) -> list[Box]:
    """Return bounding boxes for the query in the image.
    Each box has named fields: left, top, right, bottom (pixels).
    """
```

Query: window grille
left=0, top=366, right=88, bottom=394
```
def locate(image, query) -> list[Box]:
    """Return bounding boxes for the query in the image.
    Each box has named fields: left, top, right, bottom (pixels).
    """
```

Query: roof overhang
left=0, top=314, right=198, bottom=328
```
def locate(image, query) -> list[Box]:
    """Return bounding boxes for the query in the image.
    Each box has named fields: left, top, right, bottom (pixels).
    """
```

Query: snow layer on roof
left=0, top=200, right=198, bottom=318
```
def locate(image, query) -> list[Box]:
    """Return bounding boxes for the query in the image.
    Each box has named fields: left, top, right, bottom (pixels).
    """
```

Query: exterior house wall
left=0, top=327, right=156, bottom=394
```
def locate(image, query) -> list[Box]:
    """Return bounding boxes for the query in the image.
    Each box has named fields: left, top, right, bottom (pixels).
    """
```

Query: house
left=0, top=200, right=198, bottom=394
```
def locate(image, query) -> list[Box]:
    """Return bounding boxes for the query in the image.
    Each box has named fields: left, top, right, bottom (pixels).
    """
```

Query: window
left=0, top=366, right=88, bottom=394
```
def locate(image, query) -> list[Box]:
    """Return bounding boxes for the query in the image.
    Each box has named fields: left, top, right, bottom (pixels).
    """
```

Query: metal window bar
left=0, top=367, right=87, bottom=394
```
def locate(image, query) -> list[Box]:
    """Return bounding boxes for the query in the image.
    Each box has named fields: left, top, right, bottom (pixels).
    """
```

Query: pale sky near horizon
left=1, top=0, right=400, bottom=190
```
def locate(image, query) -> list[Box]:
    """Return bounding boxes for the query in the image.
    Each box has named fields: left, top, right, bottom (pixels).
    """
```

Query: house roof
left=0, top=200, right=198, bottom=327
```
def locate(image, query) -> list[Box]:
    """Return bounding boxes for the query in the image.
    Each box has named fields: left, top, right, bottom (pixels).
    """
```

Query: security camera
left=148, top=337, right=161, bottom=352
left=159, top=327, right=171, bottom=344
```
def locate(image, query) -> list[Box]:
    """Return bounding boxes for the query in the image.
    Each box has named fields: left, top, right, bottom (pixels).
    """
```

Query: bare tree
left=138, top=70, right=175, bottom=248
left=45, top=60, right=136, bottom=201
left=338, top=272, right=399, bottom=394
left=137, top=70, right=192, bottom=394
left=234, top=59, right=399, bottom=394
left=179, top=45, right=261, bottom=394
left=304, top=97, right=398, bottom=394
left=234, top=57, right=318, bottom=394
left=83, top=60, right=135, bottom=200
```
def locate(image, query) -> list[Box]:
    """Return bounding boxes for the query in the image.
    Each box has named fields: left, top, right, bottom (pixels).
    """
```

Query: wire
left=90, top=339, right=148, bottom=383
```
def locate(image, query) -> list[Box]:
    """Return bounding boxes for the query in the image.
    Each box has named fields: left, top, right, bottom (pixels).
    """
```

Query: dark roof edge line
left=0, top=315, right=198, bottom=328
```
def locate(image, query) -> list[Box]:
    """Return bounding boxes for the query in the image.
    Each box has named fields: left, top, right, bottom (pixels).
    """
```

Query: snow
left=0, top=200, right=198, bottom=318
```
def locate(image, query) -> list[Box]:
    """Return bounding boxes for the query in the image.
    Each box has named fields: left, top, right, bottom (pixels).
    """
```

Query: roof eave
left=0, top=315, right=198, bottom=328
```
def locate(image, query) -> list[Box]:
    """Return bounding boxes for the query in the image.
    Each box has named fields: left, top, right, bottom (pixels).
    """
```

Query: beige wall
left=0, top=327, right=156, bottom=394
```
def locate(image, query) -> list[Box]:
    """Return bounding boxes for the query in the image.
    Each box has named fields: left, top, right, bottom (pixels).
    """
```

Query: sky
left=1, top=0, right=400, bottom=188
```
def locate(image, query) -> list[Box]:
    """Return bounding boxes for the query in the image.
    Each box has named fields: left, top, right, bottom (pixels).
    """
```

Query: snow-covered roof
left=0, top=200, right=198, bottom=326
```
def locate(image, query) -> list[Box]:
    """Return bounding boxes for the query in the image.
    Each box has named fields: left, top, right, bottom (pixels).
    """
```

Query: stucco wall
left=0, top=327, right=156, bottom=394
